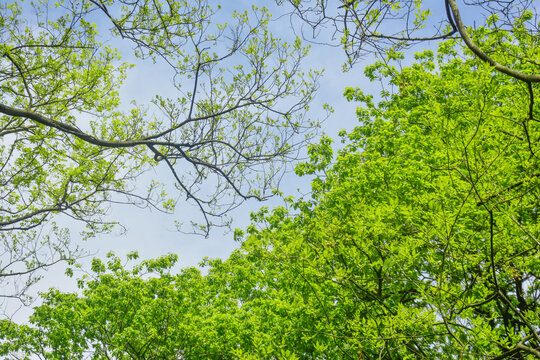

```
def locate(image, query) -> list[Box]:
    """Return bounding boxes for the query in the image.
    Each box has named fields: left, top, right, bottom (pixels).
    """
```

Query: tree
left=283, top=0, right=538, bottom=77
left=0, top=249, right=345, bottom=359
left=0, top=250, right=324, bottom=359
left=3, top=1, right=540, bottom=359
left=4, top=13, right=540, bottom=357
left=0, top=0, right=321, bottom=304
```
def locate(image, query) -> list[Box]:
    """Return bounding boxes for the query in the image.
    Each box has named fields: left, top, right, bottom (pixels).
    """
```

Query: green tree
left=0, top=248, right=317, bottom=359
left=4, top=14, right=540, bottom=357
left=0, top=249, right=342, bottom=359
left=0, top=0, right=321, bottom=304
left=264, top=10, right=540, bottom=356
left=3, top=2, right=540, bottom=359
left=284, top=0, right=539, bottom=80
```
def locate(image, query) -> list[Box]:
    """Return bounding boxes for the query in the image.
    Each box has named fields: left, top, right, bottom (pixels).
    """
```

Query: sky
left=69, top=2, right=369, bottom=265
left=74, top=9, right=367, bottom=272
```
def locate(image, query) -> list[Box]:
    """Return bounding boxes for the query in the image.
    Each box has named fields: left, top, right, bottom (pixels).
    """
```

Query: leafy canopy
left=3, top=7, right=540, bottom=358
left=0, top=0, right=322, bottom=304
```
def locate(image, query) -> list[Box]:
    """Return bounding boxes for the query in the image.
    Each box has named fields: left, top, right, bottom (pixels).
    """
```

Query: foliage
left=282, top=0, right=537, bottom=76
left=0, top=0, right=321, bottom=303
left=3, top=11, right=540, bottom=358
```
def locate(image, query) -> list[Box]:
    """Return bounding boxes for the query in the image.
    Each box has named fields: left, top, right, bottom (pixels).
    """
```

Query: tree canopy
left=0, top=0, right=321, bottom=304
left=2, top=3, right=540, bottom=356
left=1, top=0, right=540, bottom=359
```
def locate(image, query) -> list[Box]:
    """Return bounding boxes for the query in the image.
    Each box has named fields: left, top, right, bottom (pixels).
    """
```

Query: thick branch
left=516, top=343, right=540, bottom=358
left=447, top=0, right=540, bottom=83
left=491, top=335, right=540, bottom=359
left=0, top=103, right=152, bottom=148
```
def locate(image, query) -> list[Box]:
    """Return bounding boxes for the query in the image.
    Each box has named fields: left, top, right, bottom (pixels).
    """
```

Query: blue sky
left=72, top=1, right=369, bottom=266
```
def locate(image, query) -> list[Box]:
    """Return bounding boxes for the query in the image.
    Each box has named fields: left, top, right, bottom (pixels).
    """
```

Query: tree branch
left=447, top=0, right=540, bottom=83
